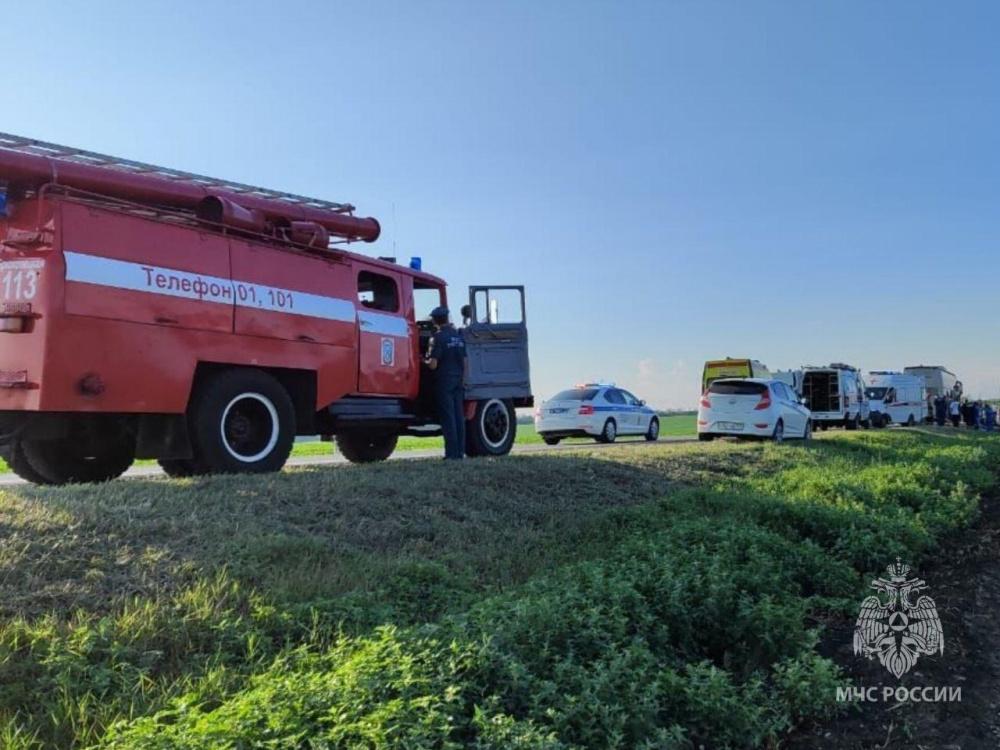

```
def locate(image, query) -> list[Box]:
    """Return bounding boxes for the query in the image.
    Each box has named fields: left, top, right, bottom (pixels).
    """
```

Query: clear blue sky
left=4, top=1, right=998, bottom=407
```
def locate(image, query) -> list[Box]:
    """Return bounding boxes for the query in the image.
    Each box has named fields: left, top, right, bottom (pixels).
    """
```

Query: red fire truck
left=0, top=134, right=532, bottom=484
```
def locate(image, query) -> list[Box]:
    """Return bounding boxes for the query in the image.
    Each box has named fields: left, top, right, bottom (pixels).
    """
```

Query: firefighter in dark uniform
left=425, top=306, right=467, bottom=459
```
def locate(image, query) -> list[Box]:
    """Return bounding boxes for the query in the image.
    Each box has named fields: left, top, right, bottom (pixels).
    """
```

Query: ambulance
left=701, top=358, right=771, bottom=391
left=865, top=372, right=927, bottom=427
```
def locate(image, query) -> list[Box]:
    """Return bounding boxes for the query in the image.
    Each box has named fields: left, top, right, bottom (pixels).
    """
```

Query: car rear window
left=708, top=381, right=768, bottom=396
left=551, top=388, right=598, bottom=401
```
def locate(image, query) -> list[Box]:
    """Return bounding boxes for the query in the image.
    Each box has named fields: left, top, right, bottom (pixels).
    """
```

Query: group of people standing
left=935, top=395, right=996, bottom=431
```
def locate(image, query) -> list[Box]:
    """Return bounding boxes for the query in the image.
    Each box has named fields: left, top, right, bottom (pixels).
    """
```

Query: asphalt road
left=0, top=435, right=699, bottom=486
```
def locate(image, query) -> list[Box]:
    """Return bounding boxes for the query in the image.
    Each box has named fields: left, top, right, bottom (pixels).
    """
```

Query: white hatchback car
left=535, top=384, right=659, bottom=444
left=697, top=378, right=811, bottom=442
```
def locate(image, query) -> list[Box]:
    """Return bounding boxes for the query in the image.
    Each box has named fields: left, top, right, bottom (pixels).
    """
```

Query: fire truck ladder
left=0, top=132, right=355, bottom=214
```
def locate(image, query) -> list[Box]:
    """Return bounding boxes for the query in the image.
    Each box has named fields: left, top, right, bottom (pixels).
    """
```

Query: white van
left=866, top=372, right=927, bottom=427
left=801, top=363, right=870, bottom=430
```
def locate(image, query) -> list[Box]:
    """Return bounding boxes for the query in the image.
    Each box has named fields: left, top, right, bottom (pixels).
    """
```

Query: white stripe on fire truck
left=63, top=252, right=407, bottom=336
left=358, top=309, right=409, bottom=337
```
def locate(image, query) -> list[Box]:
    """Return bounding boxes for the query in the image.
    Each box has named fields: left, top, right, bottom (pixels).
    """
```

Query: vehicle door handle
left=297, top=334, right=316, bottom=342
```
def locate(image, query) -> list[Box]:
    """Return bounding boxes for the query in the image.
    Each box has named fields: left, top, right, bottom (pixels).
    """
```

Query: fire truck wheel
left=20, top=434, right=135, bottom=485
left=157, top=458, right=204, bottom=478
left=189, top=369, right=295, bottom=474
left=2, top=441, right=56, bottom=485
left=466, top=398, right=517, bottom=456
left=335, top=432, right=398, bottom=463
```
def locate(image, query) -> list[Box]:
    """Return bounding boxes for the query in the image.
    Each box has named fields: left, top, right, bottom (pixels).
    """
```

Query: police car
left=534, top=383, right=659, bottom=445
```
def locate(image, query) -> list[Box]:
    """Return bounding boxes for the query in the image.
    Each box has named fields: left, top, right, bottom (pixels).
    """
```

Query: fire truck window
left=413, top=286, right=442, bottom=321
left=473, top=288, right=524, bottom=325
left=357, top=271, right=398, bottom=312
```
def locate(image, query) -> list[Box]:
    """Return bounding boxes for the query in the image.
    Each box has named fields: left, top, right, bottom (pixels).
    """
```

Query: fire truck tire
left=157, top=458, right=204, bottom=478
left=2, top=441, right=56, bottom=485
left=20, top=434, right=135, bottom=485
left=466, top=398, right=517, bottom=456
left=335, top=432, right=398, bottom=463
left=189, top=369, right=295, bottom=474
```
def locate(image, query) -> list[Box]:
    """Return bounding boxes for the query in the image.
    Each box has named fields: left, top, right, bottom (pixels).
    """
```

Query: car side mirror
left=639, top=400, right=646, bottom=406
left=799, top=397, right=808, bottom=405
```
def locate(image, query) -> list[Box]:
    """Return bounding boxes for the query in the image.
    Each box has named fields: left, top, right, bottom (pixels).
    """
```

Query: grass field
left=0, top=428, right=995, bottom=748
left=328, top=412, right=696, bottom=455
left=0, top=414, right=697, bottom=474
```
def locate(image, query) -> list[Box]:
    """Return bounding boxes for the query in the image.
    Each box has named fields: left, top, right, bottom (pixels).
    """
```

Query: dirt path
left=789, top=493, right=1000, bottom=749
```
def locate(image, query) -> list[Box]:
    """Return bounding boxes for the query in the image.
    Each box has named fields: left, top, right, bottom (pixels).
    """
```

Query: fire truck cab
left=0, top=134, right=532, bottom=484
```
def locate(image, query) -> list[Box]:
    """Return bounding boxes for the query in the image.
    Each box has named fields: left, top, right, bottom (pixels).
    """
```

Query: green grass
left=0, top=428, right=995, bottom=748
left=293, top=413, right=696, bottom=455
left=391, top=412, right=696, bottom=453
left=0, top=414, right=697, bottom=474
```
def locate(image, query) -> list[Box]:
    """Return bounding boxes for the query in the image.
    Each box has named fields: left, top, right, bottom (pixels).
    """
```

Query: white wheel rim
left=220, top=392, right=280, bottom=463
left=650, top=420, right=658, bottom=438
left=606, top=421, right=616, bottom=439
left=480, top=398, right=510, bottom=449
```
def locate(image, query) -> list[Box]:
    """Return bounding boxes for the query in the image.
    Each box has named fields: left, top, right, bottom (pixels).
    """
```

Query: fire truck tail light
left=578, top=404, right=594, bottom=415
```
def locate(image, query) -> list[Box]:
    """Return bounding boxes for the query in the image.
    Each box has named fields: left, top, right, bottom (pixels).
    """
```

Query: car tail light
left=753, top=422, right=769, bottom=429
left=578, top=404, right=594, bottom=415
left=754, top=392, right=772, bottom=410
left=697, top=419, right=708, bottom=426
left=699, top=391, right=711, bottom=409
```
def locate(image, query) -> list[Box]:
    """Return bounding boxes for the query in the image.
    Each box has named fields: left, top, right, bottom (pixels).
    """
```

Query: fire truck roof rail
left=0, top=132, right=354, bottom=214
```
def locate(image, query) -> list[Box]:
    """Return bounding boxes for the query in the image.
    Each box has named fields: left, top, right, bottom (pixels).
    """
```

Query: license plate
left=549, top=408, right=568, bottom=414
left=718, top=421, right=744, bottom=431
